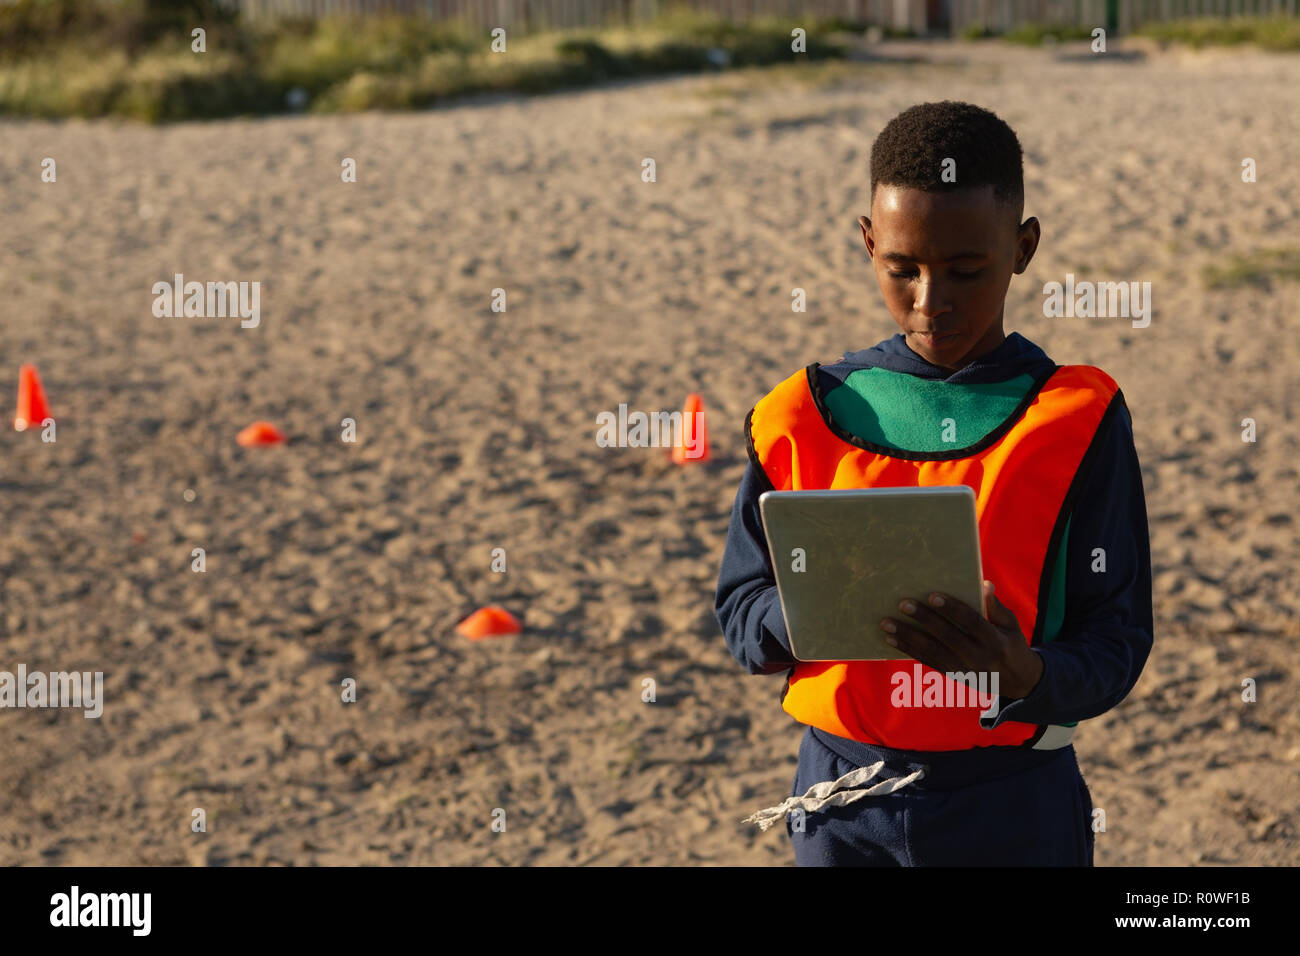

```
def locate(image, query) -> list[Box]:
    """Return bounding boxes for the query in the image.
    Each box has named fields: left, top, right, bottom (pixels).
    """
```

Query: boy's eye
left=887, top=269, right=981, bottom=280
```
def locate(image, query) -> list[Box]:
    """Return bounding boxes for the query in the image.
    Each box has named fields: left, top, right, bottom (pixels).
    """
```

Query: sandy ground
left=1, top=37, right=1298, bottom=866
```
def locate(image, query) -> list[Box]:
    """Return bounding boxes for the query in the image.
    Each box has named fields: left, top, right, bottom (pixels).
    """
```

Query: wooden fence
left=220, top=0, right=1300, bottom=34
left=224, top=1, right=890, bottom=30
left=949, top=0, right=1297, bottom=33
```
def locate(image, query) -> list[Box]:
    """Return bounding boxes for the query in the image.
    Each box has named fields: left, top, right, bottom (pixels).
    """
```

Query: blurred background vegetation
left=0, top=0, right=1295, bottom=122
left=0, top=0, right=853, bottom=120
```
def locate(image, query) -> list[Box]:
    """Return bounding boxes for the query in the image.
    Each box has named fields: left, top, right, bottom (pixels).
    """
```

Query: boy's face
left=859, top=185, right=1039, bottom=372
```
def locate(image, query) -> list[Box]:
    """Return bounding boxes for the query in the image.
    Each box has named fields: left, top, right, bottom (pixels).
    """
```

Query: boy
left=715, top=101, right=1153, bottom=866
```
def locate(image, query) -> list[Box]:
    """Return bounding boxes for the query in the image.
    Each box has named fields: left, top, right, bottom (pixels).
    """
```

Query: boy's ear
left=858, top=215, right=874, bottom=259
left=1013, top=216, right=1041, bottom=274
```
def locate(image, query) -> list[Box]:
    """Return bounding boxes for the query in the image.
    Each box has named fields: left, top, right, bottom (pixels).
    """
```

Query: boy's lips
left=914, top=330, right=960, bottom=348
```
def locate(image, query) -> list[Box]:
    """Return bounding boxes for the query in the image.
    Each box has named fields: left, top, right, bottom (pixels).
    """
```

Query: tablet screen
left=759, top=487, right=985, bottom=661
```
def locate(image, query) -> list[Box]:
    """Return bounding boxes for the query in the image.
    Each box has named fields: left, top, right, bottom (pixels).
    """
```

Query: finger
left=881, top=618, right=967, bottom=674
left=986, top=592, right=1019, bottom=631
left=897, top=599, right=980, bottom=666
left=921, top=592, right=991, bottom=644
left=982, top=583, right=1021, bottom=632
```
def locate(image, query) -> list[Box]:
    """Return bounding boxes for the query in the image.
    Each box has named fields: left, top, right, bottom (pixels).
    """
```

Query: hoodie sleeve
left=715, top=459, right=799, bottom=676
left=981, top=400, right=1154, bottom=729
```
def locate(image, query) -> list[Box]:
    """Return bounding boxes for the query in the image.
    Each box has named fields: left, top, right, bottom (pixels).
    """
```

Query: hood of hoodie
left=801, top=332, right=1062, bottom=454
left=830, top=331, right=1057, bottom=385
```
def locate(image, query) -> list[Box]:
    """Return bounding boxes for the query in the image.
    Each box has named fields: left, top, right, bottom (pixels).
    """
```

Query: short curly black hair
left=870, top=101, right=1024, bottom=218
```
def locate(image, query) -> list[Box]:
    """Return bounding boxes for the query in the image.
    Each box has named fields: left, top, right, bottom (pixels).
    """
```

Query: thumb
left=983, top=580, right=1015, bottom=627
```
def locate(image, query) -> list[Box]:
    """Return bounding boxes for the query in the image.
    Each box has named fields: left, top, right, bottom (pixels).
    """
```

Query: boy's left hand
left=880, top=580, right=1045, bottom=700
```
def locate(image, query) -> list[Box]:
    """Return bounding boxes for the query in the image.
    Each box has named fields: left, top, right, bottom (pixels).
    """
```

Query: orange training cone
left=237, top=421, right=286, bottom=447
left=14, top=364, right=52, bottom=432
left=456, top=606, right=522, bottom=640
left=671, top=392, right=709, bottom=464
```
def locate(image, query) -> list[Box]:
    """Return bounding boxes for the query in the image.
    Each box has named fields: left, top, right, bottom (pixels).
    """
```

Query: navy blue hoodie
left=714, top=331, right=1154, bottom=768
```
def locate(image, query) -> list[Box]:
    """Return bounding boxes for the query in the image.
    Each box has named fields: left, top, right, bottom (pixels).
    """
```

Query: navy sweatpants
left=787, top=727, right=1096, bottom=866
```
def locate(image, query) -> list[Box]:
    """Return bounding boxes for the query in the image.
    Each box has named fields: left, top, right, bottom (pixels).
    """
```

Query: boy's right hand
left=880, top=581, right=1045, bottom=700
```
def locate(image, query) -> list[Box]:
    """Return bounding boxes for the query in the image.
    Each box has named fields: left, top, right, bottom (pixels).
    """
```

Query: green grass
left=1202, top=248, right=1300, bottom=290
left=962, top=16, right=1300, bottom=50
left=1002, top=23, right=1100, bottom=45
left=959, top=23, right=999, bottom=40
left=957, top=21, right=1096, bottom=43
left=0, top=1, right=850, bottom=121
left=1136, top=16, right=1300, bottom=51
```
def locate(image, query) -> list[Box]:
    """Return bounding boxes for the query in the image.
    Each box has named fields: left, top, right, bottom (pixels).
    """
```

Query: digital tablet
left=759, top=487, right=985, bottom=662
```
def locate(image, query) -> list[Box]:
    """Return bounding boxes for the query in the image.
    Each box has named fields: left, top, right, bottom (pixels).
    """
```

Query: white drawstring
left=743, top=760, right=926, bottom=832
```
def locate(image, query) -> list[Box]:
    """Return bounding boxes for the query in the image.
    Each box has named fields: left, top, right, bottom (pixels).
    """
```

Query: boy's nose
left=913, top=280, right=951, bottom=317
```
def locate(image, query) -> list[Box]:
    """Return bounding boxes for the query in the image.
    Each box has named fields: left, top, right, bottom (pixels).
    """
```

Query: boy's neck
left=912, top=326, right=1007, bottom=373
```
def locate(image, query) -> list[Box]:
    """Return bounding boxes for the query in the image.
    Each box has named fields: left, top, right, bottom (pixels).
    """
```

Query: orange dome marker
left=671, top=392, right=709, bottom=464
left=236, top=421, right=286, bottom=447
left=456, top=606, right=521, bottom=640
left=14, top=364, right=52, bottom=432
